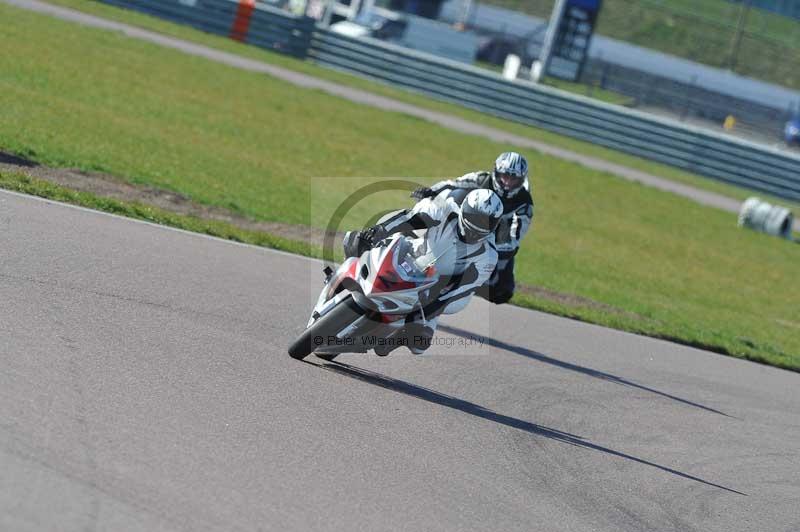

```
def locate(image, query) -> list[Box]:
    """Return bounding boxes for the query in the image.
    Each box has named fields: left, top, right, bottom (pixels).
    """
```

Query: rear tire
left=288, top=296, right=365, bottom=360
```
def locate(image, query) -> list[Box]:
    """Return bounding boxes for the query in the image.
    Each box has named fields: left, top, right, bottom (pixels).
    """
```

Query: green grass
left=39, top=0, right=800, bottom=212
left=1, top=2, right=799, bottom=370
left=0, top=171, right=316, bottom=256
left=481, top=0, right=800, bottom=89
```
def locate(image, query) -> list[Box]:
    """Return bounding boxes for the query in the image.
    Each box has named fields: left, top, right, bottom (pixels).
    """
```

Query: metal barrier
left=97, top=0, right=800, bottom=201
left=244, top=4, right=314, bottom=57
left=100, top=0, right=236, bottom=35
left=308, top=31, right=800, bottom=201
left=580, top=59, right=793, bottom=146
left=99, top=0, right=314, bottom=57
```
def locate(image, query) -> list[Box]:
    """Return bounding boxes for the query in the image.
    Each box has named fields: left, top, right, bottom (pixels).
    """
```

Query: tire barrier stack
left=738, top=197, right=795, bottom=239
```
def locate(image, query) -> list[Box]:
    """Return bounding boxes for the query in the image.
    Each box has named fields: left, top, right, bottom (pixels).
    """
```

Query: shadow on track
left=310, top=359, right=745, bottom=496
left=439, top=325, right=734, bottom=418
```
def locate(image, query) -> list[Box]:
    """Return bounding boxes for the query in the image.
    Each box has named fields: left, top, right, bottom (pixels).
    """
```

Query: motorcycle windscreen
left=371, top=237, right=436, bottom=293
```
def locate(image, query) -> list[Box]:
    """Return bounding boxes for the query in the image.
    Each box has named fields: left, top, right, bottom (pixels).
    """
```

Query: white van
left=330, top=10, right=478, bottom=63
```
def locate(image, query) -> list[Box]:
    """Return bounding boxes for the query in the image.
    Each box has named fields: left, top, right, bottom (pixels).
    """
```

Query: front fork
left=309, top=261, right=413, bottom=351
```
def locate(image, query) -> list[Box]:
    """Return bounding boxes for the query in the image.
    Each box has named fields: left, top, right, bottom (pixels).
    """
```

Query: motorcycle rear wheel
left=287, top=295, right=366, bottom=360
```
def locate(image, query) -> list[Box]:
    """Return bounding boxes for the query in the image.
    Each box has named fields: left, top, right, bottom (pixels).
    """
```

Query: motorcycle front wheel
left=287, top=295, right=366, bottom=360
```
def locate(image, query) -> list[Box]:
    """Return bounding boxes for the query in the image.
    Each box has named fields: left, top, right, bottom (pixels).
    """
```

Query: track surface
left=2, top=190, right=799, bottom=531
left=9, top=0, right=800, bottom=234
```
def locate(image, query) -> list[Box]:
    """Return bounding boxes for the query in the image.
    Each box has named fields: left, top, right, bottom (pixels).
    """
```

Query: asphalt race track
left=1, top=190, right=799, bottom=531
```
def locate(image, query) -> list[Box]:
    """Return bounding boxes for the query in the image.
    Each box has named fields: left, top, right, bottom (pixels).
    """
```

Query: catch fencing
left=580, top=59, right=794, bottom=144
left=97, top=0, right=800, bottom=201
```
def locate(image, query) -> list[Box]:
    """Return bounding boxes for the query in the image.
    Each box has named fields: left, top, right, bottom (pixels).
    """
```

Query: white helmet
left=492, top=152, right=528, bottom=198
left=458, top=189, right=504, bottom=244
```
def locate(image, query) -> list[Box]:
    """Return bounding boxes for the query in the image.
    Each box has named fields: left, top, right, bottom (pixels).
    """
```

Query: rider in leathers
left=411, top=152, right=533, bottom=304
left=344, top=189, right=502, bottom=354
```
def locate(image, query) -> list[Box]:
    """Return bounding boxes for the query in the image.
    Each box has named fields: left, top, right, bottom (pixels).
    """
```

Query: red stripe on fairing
left=344, top=258, right=359, bottom=280
left=372, top=248, right=415, bottom=293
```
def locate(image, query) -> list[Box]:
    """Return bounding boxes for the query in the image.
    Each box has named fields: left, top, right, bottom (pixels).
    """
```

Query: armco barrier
left=99, top=0, right=314, bottom=57
left=96, top=0, right=800, bottom=201
left=308, top=30, right=800, bottom=201
left=100, top=0, right=236, bottom=36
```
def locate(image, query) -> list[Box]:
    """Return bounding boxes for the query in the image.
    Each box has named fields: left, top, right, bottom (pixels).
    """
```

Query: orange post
left=230, top=0, right=255, bottom=42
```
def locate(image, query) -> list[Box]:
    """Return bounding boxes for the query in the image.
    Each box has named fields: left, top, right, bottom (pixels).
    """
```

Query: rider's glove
left=360, top=224, right=387, bottom=248
left=343, top=225, right=388, bottom=258
left=410, top=187, right=435, bottom=200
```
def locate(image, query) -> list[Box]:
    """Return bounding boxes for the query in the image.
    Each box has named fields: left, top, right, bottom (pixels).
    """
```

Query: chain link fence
left=593, top=0, right=800, bottom=90
left=438, top=0, right=800, bottom=146
left=579, top=59, right=795, bottom=146
left=472, top=0, right=800, bottom=89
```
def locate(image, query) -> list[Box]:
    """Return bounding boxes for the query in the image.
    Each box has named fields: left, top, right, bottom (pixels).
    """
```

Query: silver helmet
left=458, top=189, right=504, bottom=244
left=492, top=152, right=528, bottom=198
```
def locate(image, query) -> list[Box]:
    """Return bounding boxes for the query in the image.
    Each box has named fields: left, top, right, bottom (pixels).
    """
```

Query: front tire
left=288, top=296, right=365, bottom=360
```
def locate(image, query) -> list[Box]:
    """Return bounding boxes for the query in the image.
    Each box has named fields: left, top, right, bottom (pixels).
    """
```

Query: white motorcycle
left=288, top=234, right=444, bottom=360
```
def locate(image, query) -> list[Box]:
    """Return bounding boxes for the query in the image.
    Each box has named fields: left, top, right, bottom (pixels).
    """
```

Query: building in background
left=388, top=0, right=446, bottom=18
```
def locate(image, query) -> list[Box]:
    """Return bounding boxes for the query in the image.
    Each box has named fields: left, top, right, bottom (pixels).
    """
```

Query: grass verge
left=0, top=170, right=316, bottom=257
left=481, top=0, right=800, bottom=89
left=38, top=0, right=800, bottom=211
left=1, top=2, right=798, bottom=370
